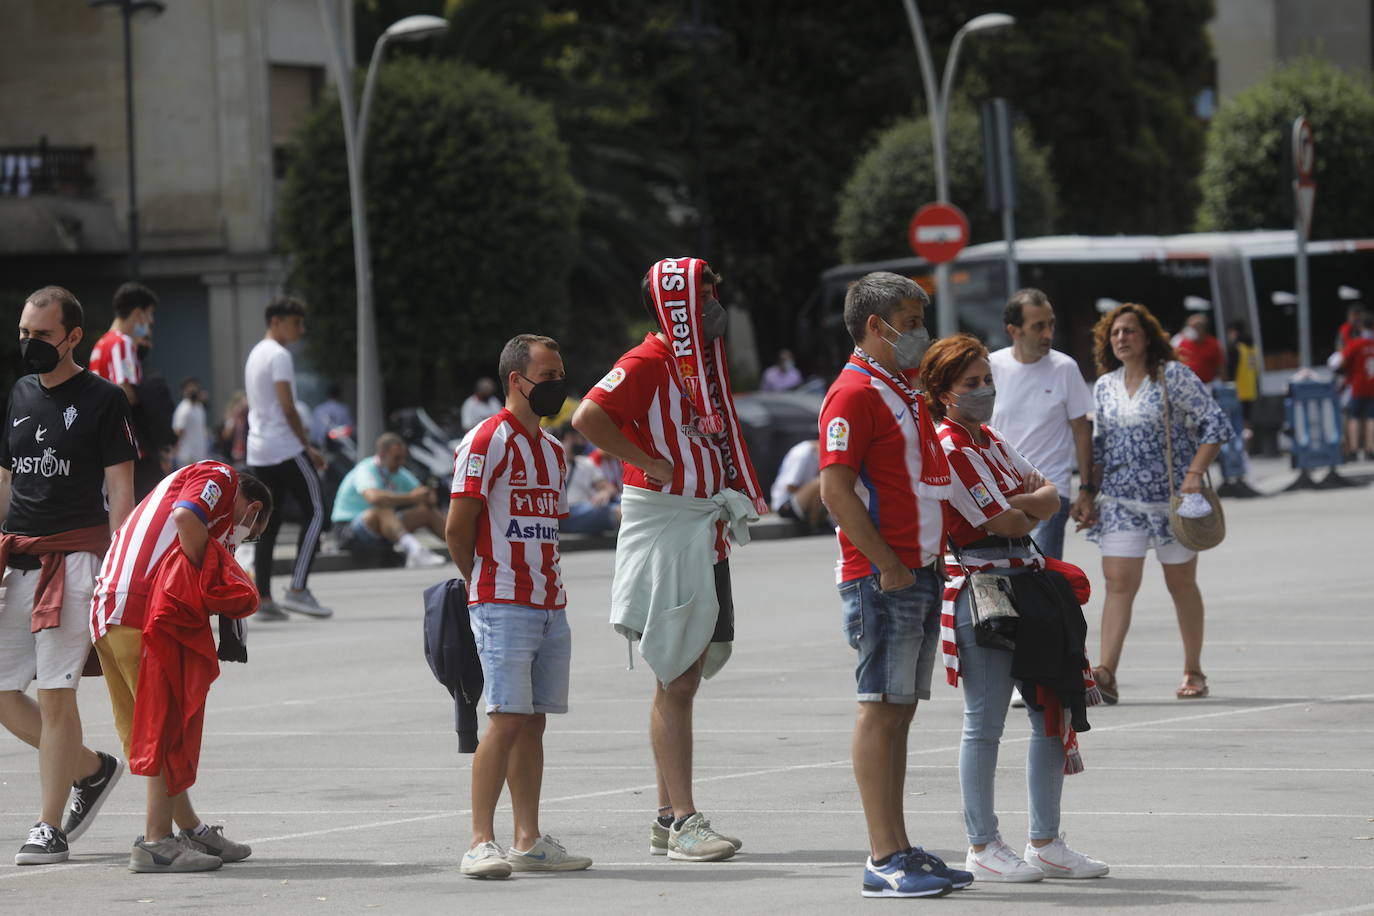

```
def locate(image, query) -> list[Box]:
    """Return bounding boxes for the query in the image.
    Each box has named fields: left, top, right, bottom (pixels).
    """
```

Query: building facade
left=0, top=0, right=350, bottom=410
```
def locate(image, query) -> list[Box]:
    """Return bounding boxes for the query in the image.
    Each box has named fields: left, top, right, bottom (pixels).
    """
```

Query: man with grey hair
left=818, top=272, right=970, bottom=897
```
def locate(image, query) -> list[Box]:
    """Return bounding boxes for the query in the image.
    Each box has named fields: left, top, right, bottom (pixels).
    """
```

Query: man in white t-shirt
left=244, top=297, right=331, bottom=620
left=988, top=289, right=1093, bottom=559
left=171, top=378, right=210, bottom=467
left=769, top=439, right=826, bottom=531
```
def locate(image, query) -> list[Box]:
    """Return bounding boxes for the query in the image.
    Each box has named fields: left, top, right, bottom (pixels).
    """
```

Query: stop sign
left=908, top=202, right=969, bottom=264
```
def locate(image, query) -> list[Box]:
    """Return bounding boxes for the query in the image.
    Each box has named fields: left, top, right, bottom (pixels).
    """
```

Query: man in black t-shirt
left=0, top=286, right=137, bottom=866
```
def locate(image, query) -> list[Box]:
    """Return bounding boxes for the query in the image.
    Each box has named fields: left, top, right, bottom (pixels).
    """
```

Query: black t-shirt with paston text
left=1, top=370, right=138, bottom=536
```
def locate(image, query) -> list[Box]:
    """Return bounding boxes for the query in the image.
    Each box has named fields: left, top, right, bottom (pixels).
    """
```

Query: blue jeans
left=838, top=567, right=941, bottom=704
left=469, top=603, right=571, bottom=715
left=954, top=567, right=1065, bottom=845
left=1030, top=496, right=1070, bottom=560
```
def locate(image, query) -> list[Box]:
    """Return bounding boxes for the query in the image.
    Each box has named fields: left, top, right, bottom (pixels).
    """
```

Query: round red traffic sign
left=908, top=202, right=970, bottom=264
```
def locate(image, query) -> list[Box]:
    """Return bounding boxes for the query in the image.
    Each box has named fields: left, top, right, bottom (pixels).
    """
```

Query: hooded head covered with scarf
left=643, top=257, right=769, bottom=515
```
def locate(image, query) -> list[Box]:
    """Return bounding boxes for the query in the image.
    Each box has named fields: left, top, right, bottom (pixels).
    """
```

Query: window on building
left=270, top=64, right=324, bottom=180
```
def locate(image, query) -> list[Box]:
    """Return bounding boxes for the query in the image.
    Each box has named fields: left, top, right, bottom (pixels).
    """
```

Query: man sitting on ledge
left=331, top=433, right=445, bottom=569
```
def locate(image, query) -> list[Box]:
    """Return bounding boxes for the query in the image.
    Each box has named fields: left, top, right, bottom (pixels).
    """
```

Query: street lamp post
left=317, top=4, right=448, bottom=454
left=899, top=2, right=1014, bottom=338
left=90, top=0, right=165, bottom=282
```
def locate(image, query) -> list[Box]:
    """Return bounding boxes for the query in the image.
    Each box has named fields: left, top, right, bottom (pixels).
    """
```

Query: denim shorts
left=469, top=602, right=571, bottom=715
left=838, top=566, right=941, bottom=704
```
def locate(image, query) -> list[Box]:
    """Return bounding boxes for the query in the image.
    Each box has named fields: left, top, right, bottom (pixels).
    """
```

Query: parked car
left=733, top=390, right=823, bottom=499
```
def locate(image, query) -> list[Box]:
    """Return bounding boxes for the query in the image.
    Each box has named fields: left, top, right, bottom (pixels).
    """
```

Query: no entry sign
left=908, top=202, right=969, bottom=264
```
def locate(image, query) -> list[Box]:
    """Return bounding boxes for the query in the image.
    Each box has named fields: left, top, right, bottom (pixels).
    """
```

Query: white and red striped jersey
left=451, top=409, right=569, bottom=610
left=582, top=333, right=732, bottom=561
left=90, top=460, right=239, bottom=639
left=88, top=330, right=142, bottom=387
left=938, top=420, right=1039, bottom=549
left=818, top=359, right=945, bottom=581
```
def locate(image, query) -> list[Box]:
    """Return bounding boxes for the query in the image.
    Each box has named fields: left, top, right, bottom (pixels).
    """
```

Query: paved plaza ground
left=2, top=464, right=1372, bottom=914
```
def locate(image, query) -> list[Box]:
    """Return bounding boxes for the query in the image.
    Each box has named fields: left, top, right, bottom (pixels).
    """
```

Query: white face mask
left=233, top=512, right=259, bottom=546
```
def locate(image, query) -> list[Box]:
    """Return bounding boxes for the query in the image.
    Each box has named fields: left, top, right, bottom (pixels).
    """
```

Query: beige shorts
left=94, top=624, right=142, bottom=759
left=0, top=552, right=99, bottom=691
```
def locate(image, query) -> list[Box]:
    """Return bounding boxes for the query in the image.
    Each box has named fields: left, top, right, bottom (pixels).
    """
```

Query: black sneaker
left=15, top=822, right=69, bottom=865
left=62, top=751, right=124, bottom=842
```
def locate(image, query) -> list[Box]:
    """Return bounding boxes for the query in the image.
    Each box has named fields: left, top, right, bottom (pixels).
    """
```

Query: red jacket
left=130, top=539, right=258, bottom=794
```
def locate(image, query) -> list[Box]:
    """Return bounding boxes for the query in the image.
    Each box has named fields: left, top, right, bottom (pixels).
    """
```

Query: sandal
left=1176, top=672, right=1209, bottom=699
left=1092, top=665, right=1119, bottom=705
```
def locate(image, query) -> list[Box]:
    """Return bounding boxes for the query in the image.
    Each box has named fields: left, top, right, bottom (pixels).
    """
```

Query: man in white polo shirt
left=988, top=289, right=1093, bottom=560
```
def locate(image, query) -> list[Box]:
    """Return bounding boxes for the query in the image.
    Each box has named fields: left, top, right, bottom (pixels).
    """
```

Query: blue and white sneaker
left=904, top=846, right=974, bottom=889
left=861, top=854, right=953, bottom=898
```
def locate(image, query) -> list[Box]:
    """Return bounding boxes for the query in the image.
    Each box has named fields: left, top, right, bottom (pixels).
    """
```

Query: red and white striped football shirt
left=819, top=360, right=946, bottom=582
left=90, top=460, right=239, bottom=639
left=88, top=330, right=142, bottom=386
left=937, top=419, right=1040, bottom=548
left=451, top=410, right=569, bottom=610
left=582, top=333, right=732, bottom=560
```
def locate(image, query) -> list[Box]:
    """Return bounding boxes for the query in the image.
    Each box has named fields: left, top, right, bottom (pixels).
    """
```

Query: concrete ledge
left=268, top=517, right=832, bottom=576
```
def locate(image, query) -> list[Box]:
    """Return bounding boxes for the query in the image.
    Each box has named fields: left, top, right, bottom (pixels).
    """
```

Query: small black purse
left=950, top=538, right=1020, bottom=652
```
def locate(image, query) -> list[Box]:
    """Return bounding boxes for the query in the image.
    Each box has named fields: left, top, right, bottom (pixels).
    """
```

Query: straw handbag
left=1161, top=366, right=1225, bottom=551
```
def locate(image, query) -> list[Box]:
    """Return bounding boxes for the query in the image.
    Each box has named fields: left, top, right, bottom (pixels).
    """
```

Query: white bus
left=807, top=231, right=1374, bottom=448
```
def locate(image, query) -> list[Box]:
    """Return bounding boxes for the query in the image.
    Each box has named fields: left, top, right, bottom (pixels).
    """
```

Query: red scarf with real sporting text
left=646, top=257, right=768, bottom=514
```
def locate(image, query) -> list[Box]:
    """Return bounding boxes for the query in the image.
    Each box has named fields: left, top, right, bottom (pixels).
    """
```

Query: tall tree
left=1198, top=57, right=1374, bottom=240
left=835, top=108, right=1058, bottom=264
left=949, top=0, right=1214, bottom=236
left=278, top=58, right=580, bottom=410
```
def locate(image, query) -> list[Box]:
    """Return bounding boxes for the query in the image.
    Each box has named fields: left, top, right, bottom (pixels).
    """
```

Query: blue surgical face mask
left=132, top=321, right=151, bottom=340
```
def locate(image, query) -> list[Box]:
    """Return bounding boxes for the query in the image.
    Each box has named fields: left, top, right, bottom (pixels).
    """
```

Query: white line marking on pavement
left=1297, top=904, right=1374, bottom=916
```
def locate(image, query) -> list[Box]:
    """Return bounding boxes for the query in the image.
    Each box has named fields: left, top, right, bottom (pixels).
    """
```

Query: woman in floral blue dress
left=1071, top=303, right=1233, bottom=702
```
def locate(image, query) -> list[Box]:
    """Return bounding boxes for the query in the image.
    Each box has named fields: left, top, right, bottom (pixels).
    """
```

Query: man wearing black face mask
left=446, top=334, right=592, bottom=877
left=0, top=286, right=138, bottom=866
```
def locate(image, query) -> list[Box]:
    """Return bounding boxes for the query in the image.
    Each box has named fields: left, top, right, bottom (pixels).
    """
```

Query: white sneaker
left=965, top=835, right=1044, bottom=882
left=461, top=840, right=512, bottom=878
left=667, top=813, right=736, bottom=862
left=505, top=834, right=591, bottom=872
left=1023, top=834, right=1109, bottom=878
left=405, top=550, right=446, bottom=570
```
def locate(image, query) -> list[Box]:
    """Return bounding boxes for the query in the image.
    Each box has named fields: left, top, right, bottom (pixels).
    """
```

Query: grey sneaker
left=652, top=818, right=742, bottom=856
left=461, top=840, right=512, bottom=878
left=667, top=813, right=736, bottom=862
left=255, top=598, right=289, bottom=622
left=179, top=825, right=251, bottom=862
left=129, top=834, right=222, bottom=873
left=505, top=835, right=592, bottom=872
left=280, top=587, right=333, bottom=618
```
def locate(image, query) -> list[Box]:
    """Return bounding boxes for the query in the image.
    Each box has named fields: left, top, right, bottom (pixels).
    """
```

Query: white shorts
left=0, top=552, right=99, bottom=691
left=1097, top=529, right=1196, bottom=565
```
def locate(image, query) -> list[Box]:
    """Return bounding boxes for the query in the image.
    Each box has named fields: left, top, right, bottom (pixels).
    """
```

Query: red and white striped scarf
left=850, top=346, right=952, bottom=496
left=941, top=554, right=1102, bottom=775
left=646, top=257, right=767, bottom=514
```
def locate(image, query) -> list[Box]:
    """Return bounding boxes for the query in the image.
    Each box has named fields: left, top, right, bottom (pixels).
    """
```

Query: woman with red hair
left=922, top=334, right=1109, bottom=884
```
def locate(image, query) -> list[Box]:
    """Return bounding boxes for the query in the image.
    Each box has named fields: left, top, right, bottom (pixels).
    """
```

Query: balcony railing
left=0, top=138, right=96, bottom=198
